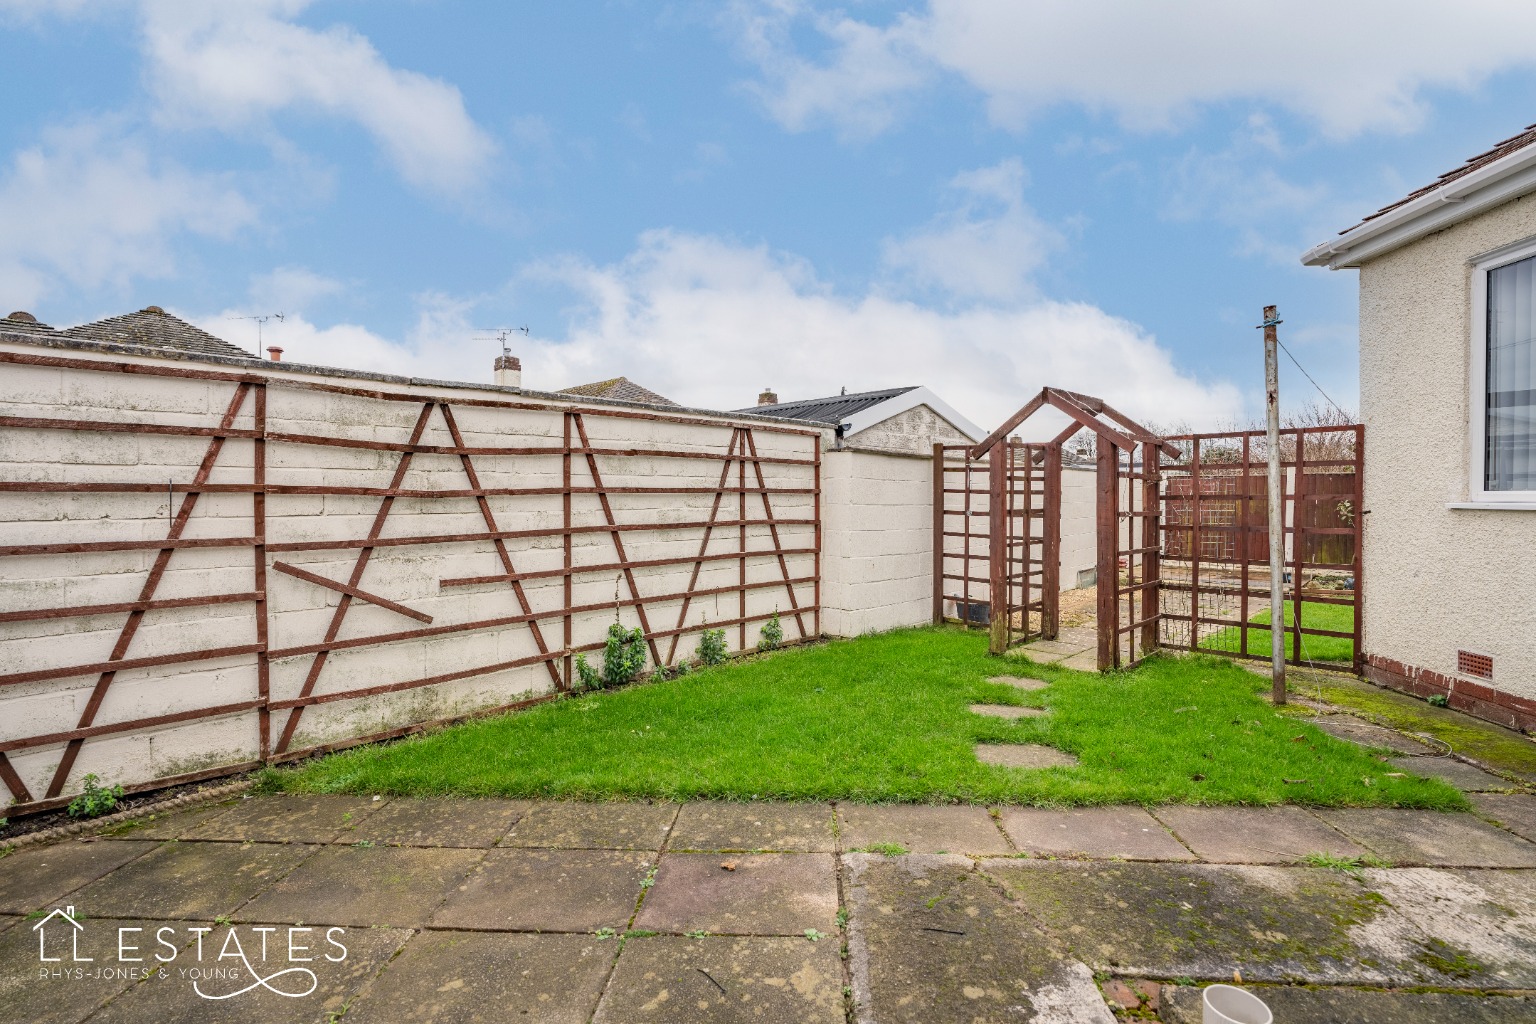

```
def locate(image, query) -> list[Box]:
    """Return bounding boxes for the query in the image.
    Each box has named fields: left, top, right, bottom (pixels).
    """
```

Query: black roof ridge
left=737, top=385, right=917, bottom=413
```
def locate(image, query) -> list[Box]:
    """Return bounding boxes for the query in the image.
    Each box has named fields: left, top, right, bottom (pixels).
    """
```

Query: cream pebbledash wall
left=843, top=404, right=973, bottom=456
left=1357, top=192, right=1536, bottom=705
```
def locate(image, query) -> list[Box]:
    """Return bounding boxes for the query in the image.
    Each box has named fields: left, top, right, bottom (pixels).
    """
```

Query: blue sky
left=4, top=1, right=1536, bottom=434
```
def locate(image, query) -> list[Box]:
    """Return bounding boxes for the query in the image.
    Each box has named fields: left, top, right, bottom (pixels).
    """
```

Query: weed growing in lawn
left=67, top=774, right=123, bottom=819
left=604, top=623, right=648, bottom=687
left=269, top=628, right=1466, bottom=809
left=696, top=626, right=728, bottom=667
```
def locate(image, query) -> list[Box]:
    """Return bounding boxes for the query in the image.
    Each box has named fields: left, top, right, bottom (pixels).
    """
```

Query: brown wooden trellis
left=1156, top=424, right=1363, bottom=672
left=940, top=386, right=1174, bottom=667
left=0, top=350, right=820, bottom=814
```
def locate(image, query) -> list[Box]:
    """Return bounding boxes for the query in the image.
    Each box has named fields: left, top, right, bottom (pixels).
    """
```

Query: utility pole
left=1261, top=305, right=1286, bottom=705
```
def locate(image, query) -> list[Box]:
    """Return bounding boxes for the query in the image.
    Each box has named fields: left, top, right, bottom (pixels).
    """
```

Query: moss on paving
left=1286, top=668, right=1536, bottom=782
left=267, top=627, right=1465, bottom=809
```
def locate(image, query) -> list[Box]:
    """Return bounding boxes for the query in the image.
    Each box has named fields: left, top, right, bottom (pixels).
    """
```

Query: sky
left=3, top=1, right=1536, bottom=437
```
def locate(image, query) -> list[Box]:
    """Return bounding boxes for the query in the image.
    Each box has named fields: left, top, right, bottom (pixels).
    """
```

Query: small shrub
left=1427, top=694, right=1449, bottom=708
left=649, top=667, right=668, bottom=684
left=697, top=626, right=728, bottom=667
left=757, top=611, right=783, bottom=652
left=674, top=660, right=693, bottom=677
left=67, top=774, right=123, bottom=819
left=603, top=622, right=648, bottom=686
left=574, top=653, right=603, bottom=691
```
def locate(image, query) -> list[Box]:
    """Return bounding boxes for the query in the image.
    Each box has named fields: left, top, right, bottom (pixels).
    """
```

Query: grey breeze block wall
left=0, top=340, right=829, bottom=806
left=1358, top=194, right=1536, bottom=704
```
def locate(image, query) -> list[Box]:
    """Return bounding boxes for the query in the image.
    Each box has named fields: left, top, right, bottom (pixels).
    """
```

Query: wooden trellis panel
left=0, top=350, right=821, bottom=814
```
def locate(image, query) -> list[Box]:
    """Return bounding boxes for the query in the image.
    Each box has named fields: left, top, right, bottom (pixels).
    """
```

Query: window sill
left=1446, top=501, right=1536, bottom=511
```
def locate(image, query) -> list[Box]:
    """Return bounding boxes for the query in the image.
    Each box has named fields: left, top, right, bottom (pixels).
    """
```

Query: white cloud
left=738, top=0, right=1536, bottom=138
left=247, top=265, right=342, bottom=312
left=882, top=157, right=1062, bottom=301
left=236, top=228, right=1239, bottom=433
left=140, top=0, right=496, bottom=194
left=0, top=120, right=255, bottom=310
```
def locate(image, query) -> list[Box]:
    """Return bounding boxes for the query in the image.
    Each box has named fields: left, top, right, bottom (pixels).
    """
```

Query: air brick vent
left=1458, top=650, right=1494, bottom=679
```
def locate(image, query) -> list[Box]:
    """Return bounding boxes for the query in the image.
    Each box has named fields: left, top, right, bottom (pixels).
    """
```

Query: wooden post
left=1140, top=440, right=1161, bottom=656
left=988, top=444, right=1008, bottom=654
left=1041, top=443, right=1062, bottom=639
left=1095, top=437, right=1117, bottom=671
left=932, top=442, right=945, bottom=623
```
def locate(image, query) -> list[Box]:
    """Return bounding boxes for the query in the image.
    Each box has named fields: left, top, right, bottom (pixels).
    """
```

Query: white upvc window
left=1469, top=239, right=1536, bottom=505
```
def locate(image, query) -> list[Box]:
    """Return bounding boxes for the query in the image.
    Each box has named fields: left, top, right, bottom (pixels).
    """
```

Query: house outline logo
left=33, top=905, right=90, bottom=963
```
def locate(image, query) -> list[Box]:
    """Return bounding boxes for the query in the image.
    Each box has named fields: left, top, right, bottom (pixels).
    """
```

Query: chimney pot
left=494, top=353, right=522, bottom=388
left=6, top=310, right=37, bottom=323
left=266, top=346, right=284, bottom=362
left=757, top=387, right=778, bottom=406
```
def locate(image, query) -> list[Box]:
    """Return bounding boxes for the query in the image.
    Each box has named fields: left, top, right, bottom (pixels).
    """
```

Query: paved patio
left=4, top=791, right=1536, bottom=1023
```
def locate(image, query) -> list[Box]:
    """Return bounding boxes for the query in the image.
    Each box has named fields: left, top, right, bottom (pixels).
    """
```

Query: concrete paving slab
left=432, top=848, right=652, bottom=932
left=0, top=839, right=157, bottom=914
left=1160, top=984, right=1536, bottom=1023
left=96, top=799, right=242, bottom=840
left=186, top=794, right=386, bottom=844
left=1472, top=793, right=1536, bottom=842
left=843, top=853, right=1113, bottom=1024
left=969, top=703, right=1047, bottom=719
left=0, top=918, right=181, bottom=1024
left=986, top=674, right=1049, bottom=690
left=594, top=935, right=844, bottom=1023
left=346, top=931, right=613, bottom=1024
left=86, top=925, right=410, bottom=1024
left=346, top=797, right=530, bottom=847
left=1308, top=716, right=1435, bottom=754
left=998, top=807, right=1194, bottom=861
left=1058, top=650, right=1101, bottom=672
left=1314, top=809, right=1536, bottom=867
left=500, top=800, right=678, bottom=850
left=72, top=841, right=314, bottom=920
left=670, top=802, right=836, bottom=852
left=237, top=846, right=480, bottom=928
left=838, top=804, right=1012, bottom=855
left=635, top=853, right=837, bottom=935
left=975, top=743, right=1079, bottom=768
left=1366, top=867, right=1536, bottom=988
left=981, top=860, right=1459, bottom=986
left=1014, top=648, right=1070, bottom=664
left=1153, top=806, right=1367, bottom=864
left=1014, top=640, right=1085, bottom=657
left=1389, top=756, right=1512, bottom=792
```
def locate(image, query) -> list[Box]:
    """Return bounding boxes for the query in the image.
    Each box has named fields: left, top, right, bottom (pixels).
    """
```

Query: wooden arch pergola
left=936, top=387, right=1177, bottom=670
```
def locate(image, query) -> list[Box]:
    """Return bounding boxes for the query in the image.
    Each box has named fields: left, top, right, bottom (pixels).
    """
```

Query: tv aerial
left=473, top=326, right=530, bottom=356
left=228, top=312, right=286, bottom=354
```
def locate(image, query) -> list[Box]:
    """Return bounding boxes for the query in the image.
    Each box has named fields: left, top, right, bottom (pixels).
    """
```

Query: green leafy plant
left=685, top=929, right=708, bottom=939
left=594, top=927, right=618, bottom=940
left=603, top=622, right=648, bottom=687
left=697, top=626, right=728, bottom=667
left=574, top=653, right=603, bottom=691
left=674, top=659, right=693, bottom=677
left=649, top=667, right=668, bottom=684
left=1427, top=694, right=1450, bottom=708
left=757, top=611, right=784, bottom=652
left=853, top=842, right=909, bottom=857
left=804, top=928, right=826, bottom=942
left=67, top=774, right=123, bottom=819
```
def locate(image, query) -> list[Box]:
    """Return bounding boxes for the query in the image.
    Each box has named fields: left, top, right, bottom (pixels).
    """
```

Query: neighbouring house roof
left=739, top=385, right=983, bottom=442
left=60, top=306, right=253, bottom=359
left=1303, top=123, right=1536, bottom=269
left=740, top=386, right=918, bottom=426
left=0, top=311, right=52, bottom=334
left=558, top=376, right=679, bottom=407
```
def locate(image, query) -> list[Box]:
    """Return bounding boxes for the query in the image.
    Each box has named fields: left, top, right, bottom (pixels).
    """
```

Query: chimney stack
left=266, top=346, right=283, bottom=362
left=495, top=353, right=522, bottom=388
left=757, top=387, right=778, bottom=406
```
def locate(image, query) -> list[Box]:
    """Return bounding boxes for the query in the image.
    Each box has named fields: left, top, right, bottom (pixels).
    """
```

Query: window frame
left=1468, top=237, right=1536, bottom=506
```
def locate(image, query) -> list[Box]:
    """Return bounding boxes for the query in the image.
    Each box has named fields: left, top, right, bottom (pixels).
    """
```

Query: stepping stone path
left=986, top=674, right=1049, bottom=690
left=969, top=703, right=1046, bottom=719
left=974, top=743, right=1079, bottom=768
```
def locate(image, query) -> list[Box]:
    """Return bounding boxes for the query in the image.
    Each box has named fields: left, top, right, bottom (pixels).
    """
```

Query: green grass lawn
left=1200, top=599, right=1355, bottom=664
left=267, top=627, right=1462, bottom=809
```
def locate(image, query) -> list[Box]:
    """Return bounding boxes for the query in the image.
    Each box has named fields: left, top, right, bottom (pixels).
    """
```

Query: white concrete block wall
left=0, top=340, right=823, bottom=808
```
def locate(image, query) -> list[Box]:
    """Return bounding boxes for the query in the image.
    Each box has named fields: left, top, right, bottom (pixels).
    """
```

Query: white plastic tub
left=1202, top=984, right=1272, bottom=1024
